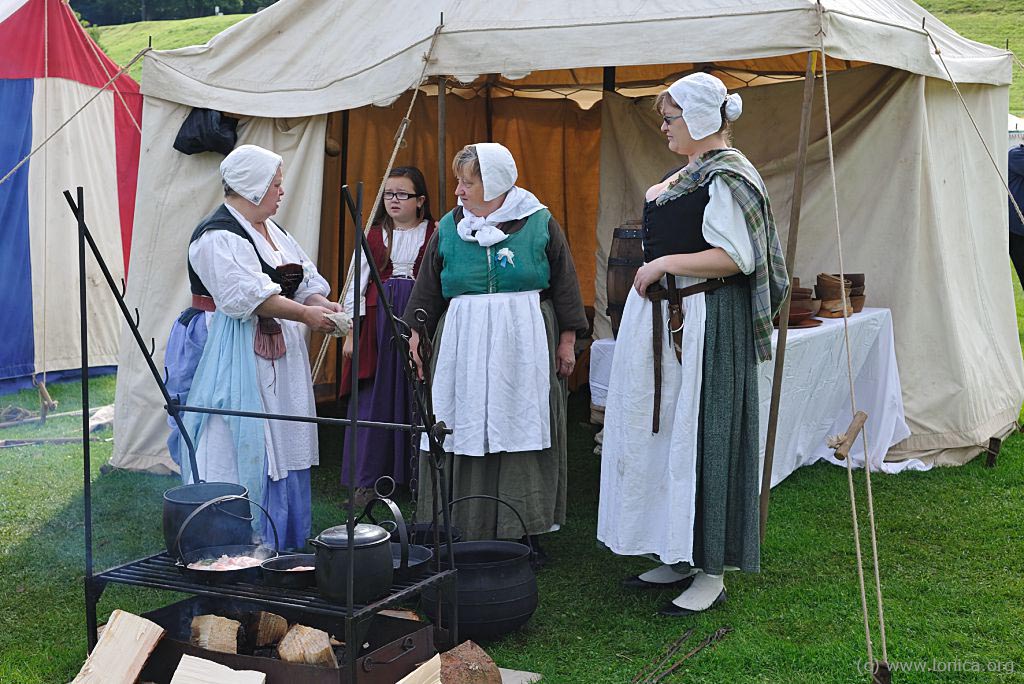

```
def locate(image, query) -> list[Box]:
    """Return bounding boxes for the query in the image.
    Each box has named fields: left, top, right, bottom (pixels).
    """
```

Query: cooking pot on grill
left=163, top=482, right=253, bottom=559
left=309, top=519, right=394, bottom=605
left=173, top=495, right=279, bottom=584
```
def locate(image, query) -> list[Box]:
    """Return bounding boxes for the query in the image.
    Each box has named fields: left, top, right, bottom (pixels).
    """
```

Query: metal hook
left=133, top=307, right=141, bottom=328
left=119, top=278, right=127, bottom=298
left=148, top=337, right=156, bottom=358
left=163, top=366, right=170, bottom=386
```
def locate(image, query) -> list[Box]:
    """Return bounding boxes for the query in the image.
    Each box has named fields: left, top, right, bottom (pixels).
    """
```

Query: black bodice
left=642, top=183, right=712, bottom=263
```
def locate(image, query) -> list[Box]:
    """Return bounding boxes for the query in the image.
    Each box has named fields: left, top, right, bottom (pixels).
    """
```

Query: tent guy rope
left=311, top=19, right=446, bottom=383
left=817, top=3, right=890, bottom=680
left=0, top=47, right=150, bottom=188
left=920, top=22, right=1024, bottom=229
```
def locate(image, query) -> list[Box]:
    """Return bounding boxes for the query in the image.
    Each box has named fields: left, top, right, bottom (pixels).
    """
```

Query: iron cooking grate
left=98, top=552, right=455, bottom=619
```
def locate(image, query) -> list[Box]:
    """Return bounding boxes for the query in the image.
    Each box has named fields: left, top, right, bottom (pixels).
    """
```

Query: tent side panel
left=0, top=78, right=36, bottom=381
left=28, top=81, right=123, bottom=377
left=114, top=92, right=143, bottom=274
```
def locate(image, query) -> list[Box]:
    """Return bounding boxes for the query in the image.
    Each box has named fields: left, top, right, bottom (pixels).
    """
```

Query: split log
left=276, top=624, right=339, bottom=668
left=440, top=641, right=502, bottom=684
left=243, top=611, right=288, bottom=649
left=379, top=608, right=422, bottom=622
left=398, top=653, right=442, bottom=684
left=190, top=614, right=240, bottom=654
left=170, top=654, right=266, bottom=684
left=72, top=609, right=165, bottom=683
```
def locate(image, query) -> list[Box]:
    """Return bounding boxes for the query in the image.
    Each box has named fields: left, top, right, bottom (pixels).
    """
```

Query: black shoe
left=658, top=589, right=727, bottom=617
left=620, top=573, right=697, bottom=591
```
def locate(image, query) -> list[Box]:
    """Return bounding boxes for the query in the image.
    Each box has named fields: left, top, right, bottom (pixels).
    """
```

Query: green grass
left=3, top=375, right=1024, bottom=682
left=90, top=15, right=250, bottom=81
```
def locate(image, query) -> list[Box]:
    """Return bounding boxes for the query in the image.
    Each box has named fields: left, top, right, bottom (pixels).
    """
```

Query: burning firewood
left=72, top=609, right=165, bottom=683
left=243, top=611, right=288, bottom=649
left=276, top=624, right=339, bottom=668
left=190, top=614, right=241, bottom=655
left=170, top=654, right=266, bottom=683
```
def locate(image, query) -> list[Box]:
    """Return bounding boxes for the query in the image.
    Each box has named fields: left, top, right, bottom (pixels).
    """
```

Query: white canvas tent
left=111, top=0, right=1023, bottom=475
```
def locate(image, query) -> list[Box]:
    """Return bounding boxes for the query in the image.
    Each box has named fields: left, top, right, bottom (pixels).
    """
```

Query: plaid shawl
left=656, top=148, right=789, bottom=362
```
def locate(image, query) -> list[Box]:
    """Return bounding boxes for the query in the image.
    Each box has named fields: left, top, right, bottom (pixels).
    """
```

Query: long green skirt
left=414, top=299, right=567, bottom=540
left=690, top=281, right=760, bottom=573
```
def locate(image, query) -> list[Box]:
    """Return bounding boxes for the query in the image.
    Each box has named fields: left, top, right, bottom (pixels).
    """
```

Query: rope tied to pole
left=816, top=3, right=890, bottom=679
left=311, top=21, right=445, bottom=382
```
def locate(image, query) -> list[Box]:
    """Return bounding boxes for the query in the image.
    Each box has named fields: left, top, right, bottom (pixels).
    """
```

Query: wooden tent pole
left=437, top=76, right=448, bottom=215
left=760, top=51, right=817, bottom=542
left=334, top=109, right=350, bottom=396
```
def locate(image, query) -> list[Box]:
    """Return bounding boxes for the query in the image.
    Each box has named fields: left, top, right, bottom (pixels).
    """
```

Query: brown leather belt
left=191, top=294, right=216, bottom=312
left=646, top=273, right=746, bottom=433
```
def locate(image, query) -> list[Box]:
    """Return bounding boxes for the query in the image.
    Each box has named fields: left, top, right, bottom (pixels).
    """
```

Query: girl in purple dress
left=339, top=167, right=435, bottom=506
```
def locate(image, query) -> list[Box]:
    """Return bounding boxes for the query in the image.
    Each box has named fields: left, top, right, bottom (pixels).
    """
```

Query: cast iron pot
left=260, top=553, right=316, bottom=589
left=421, top=495, right=538, bottom=641
left=309, top=521, right=394, bottom=605
left=163, top=481, right=252, bottom=559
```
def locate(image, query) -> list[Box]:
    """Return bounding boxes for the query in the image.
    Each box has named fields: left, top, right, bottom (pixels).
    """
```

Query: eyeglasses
left=383, top=191, right=419, bottom=201
left=662, top=114, right=684, bottom=126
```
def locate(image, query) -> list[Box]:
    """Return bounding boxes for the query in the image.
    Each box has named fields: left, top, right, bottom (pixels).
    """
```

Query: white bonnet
left=665, top=73, right=743, bottom=140
left=220, top=144, right=283, bottom=205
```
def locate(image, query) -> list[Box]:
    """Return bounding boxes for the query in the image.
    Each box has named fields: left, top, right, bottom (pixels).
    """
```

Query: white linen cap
left=666, top=73, right=743, bottom=141
left=220, top=144, right=283, bottom=205
left=476, top=142, right=518, bottom=201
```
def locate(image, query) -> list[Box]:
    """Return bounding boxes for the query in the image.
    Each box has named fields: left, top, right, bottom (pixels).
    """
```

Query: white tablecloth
left=590, top=308, right=924, bottom=487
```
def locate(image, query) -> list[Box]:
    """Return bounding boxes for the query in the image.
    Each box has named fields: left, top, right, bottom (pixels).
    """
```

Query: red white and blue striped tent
left=0, top=0, right=141, bottom=393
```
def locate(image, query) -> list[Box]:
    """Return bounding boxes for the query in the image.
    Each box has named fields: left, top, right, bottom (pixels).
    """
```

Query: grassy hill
left=90, top=14, right=250, bottom=81
left=91, top=5, right=1021, bottom=112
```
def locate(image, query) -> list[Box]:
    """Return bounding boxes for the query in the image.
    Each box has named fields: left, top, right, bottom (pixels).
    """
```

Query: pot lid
left=316, top=523, right=389, bottom=548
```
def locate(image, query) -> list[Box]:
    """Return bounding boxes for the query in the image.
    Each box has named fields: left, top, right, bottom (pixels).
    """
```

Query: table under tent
left=111, top=0, right=1022, bottom=482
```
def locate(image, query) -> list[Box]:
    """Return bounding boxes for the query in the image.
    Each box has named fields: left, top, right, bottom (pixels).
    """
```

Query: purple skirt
left=341, top=277, right=418, bottom=489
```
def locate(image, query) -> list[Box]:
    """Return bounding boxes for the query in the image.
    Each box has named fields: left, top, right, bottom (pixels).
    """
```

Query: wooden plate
left=787, top=317, right=823, bottom=329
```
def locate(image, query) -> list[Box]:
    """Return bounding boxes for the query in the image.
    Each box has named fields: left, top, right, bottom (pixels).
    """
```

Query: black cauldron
left=162, top=482, right=253, bottom=559
left=421, top=496, right=538, bottom=640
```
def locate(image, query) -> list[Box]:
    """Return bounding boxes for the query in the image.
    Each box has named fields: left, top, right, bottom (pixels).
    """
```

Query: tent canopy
left=140, top=0, right=1011, bottom=118
left=0, top=0, right=141, bottom=391
left=113, top=0, right=1022, bottom=475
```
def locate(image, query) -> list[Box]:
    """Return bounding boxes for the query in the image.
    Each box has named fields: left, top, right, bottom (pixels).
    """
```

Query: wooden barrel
left=606, top=220, right=644, bottom=337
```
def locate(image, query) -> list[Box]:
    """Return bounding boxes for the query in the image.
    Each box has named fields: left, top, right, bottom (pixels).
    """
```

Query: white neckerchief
left=456, top=186, right=546, bottom=247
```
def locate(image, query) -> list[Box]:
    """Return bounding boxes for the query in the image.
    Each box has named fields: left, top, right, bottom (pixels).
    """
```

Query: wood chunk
left=244, top=611, right=288, bottom=648
left=170, top=654, right=266, bottom=683
left=190, top=614, right=240, bottom=655
left=439, top=641, right=502, bottom=684
left=72, top=609, right=165, bottom=684
left=398, top=653, right=442, bottom=684
left=276, top=624, right=339, bottom=668
left=379, top=608, right=422, bottom=622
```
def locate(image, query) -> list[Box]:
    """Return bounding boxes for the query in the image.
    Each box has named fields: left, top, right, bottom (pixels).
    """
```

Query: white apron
left=596, top=276, right=708, bottom=565
left=426, top=290, right=551, bottom=456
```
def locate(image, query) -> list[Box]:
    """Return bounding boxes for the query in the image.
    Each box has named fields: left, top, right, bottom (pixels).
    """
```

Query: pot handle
left=174, top=494, right=280, bottom=561
left=358, top=496, right=409, bottom=571
left=448, top=495, right=534, bottom=556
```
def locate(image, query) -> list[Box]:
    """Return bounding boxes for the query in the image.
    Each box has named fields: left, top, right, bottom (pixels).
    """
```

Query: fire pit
left=139, top=596, right=434, bottom=683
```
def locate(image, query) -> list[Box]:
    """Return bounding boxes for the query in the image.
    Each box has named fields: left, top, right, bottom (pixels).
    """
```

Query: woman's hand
left=409, top=329, right=424, bottom=380
left=633, top=259, right=665, bottom=297
left=556, top=332, right=576, bottom=378
left=342, top=334, right=354, bottom=360
left=304, top=294, right=343, bottom=313
left=302, top=305, right=339, bottom=333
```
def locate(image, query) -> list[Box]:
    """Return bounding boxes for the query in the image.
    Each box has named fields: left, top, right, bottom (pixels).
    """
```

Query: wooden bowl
left=818, top=299, right=854, bottom=318
left=850, top=295, right=866, bottom=313
left=832, top=273, right=865, bottom=288
left=789, top=298, right=821, bottom=317
left=787, top=309, right=815, bottom=325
